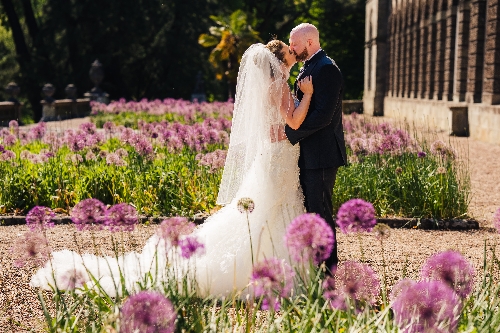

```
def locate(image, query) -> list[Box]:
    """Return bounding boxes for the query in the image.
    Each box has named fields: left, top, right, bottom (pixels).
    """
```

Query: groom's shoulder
left=316, top=54, right=340, bottom=72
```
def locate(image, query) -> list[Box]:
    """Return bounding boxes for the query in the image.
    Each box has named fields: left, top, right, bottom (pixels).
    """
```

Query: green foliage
left=199, top=10, right=262, bottom=98
left=334, top=152, right=470, bottom=219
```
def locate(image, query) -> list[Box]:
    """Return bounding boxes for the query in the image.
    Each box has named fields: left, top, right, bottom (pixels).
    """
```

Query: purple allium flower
left=395, top=166, right=403, bottom=175
left=284, top=213, right=334, bottom=265
left=0, top=150, right=15, bottom=161
left=57, top=267, right=89, bottom=290
left=26, top=206, right=55, bottom=231
left=417, top=151, right=427, bottom=158
left=9, top=120, right=19, bottom=129
left=430, top=140, right=456, bottom=159
left=3, top=134, right=17, bottom=146
left=11, top=231, right=51, bottom=268
left=323, top=261, right=380, bottom=311
left=0, top=144, right=4, bottom=153
left=349, top=138, right=367, bottom=156
left=237, top=197, right=255, bottom=213
left=106, top=152, right=127, bottom=166
left=70, top=198, right=107, bottom=231
left=85, top=150, right=97, bottom=161
left=120, top=291, right=176, bottom=333
left=104, top=203, right=138, bottom=232
left=336, top=199, right=377, bottom=234
left=79, top=122, right=97, bottom=135
left=421, top=250, right=475, bottom=299
left=250, top=257, right=294, bottom=311
left=493, top=207, right=500, bottom=233
left=389, top=278, right=416, bottom=302
left=179, top=236, right=205, bottom=259
left=392, top=280, right=461, bottom=333
left=103, top=121, right=115, bottom=133
left=156, top=217, right=196, bottom=247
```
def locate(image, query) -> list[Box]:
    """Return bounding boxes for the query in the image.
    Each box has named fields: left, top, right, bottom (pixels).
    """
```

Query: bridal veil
left=216, top=43, right=290, bottom=205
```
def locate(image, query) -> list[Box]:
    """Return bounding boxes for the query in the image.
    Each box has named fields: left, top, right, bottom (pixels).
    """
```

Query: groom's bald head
left=290, top=23, right=320, bottom=44
left=289, top=23, right=321, bottom=62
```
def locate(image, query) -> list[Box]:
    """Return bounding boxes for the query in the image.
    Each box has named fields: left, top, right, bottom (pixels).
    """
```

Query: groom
left=284, top=23, right=347, bottom=270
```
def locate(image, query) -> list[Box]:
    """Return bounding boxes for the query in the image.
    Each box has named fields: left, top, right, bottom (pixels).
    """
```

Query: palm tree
left=199, top=10, right=262, bottom=99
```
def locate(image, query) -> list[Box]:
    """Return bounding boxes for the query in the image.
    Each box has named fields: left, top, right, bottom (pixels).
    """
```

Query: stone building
left=364, top=0, right=500, bottom=144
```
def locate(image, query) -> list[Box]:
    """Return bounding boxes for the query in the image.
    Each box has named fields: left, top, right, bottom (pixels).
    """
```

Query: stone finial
left=42, top=83, right=56, bottom=103
left=89, top=59, right=104, bottom=93
left=5, top=82, right=20, bottom=103
left=65, top=84, right=77, bottom=100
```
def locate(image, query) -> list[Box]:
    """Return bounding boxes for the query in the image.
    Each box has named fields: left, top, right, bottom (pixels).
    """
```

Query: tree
left=199, top=10, right=261, bottom=99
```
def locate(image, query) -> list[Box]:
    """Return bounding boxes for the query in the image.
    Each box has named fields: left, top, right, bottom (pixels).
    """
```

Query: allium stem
left=380, top=239, right=388, bottom=306
left=357, top=233, right=365, bottom=263
left=246, top=212, right=254, bottom=267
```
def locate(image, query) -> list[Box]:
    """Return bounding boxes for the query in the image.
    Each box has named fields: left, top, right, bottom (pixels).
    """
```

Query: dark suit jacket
left=285, top=50, right=347, bottom=170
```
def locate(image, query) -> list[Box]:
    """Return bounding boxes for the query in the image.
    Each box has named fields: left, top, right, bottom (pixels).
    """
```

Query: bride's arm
left=279, top=76, right=313, bottom=130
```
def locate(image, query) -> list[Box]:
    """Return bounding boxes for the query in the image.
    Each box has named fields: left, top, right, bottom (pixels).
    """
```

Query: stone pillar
left=388, top=6, right=395, bottom=97
left=418, top=0, right=429, bottom=98
left=425, top=1, right=437, bottom=99
left=404, top=3, right=413, bottom=97
left=411, top=1, right=420, bottom=98
left=363, top=0, right=389, bottom=116
left=482, top=0, right=500, bottom=104
left=453, top=1, right=471, bottom=102
left=399, top=2, right=407, bottom=97
left=394, top=1, right=401, bottom=97
left=466, top=0, right=487, bottom=103
left=433, top=0, right=447, bottom=100
left=443, top=1, right=458, bottom=101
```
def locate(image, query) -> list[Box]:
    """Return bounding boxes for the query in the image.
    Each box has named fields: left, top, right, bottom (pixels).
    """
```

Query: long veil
left=216, top=43, right=289, bottom=205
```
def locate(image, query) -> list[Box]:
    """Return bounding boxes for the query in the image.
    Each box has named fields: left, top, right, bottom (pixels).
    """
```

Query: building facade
left=365, top=0, right=500, bottom=144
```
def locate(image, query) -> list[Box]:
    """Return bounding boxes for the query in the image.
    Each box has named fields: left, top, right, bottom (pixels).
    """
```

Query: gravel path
left=1, top=116, right=499, bottom=332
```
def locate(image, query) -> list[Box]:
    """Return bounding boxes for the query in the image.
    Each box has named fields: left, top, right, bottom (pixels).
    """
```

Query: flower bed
left=0, top=99, right=469, bottom=220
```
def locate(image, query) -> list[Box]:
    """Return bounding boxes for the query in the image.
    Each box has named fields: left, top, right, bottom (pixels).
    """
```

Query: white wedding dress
left=30, top=44, right=305, bottom=297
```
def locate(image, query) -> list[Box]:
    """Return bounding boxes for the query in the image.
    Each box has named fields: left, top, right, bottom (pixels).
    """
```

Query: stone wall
left=365, top=0, right=500, bottom=145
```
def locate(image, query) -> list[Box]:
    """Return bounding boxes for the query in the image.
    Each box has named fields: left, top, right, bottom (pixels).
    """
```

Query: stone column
left=411, top=1, right=420, bottom=98
left=403, top=3, right=412, bottom=97
left=388, top=1, right=396, bottom=97
left=482, top=0, right=500, bottom=104
left=363, top=0, right=389, bottom=116
left=425, top=1, right=437, bottom=99
left=394, top=1, right=401, bottom=97
left=433, top=0, right=447, bottom=100
left=400, top=2, right=407, bottom=97
left=453, top=1, right=471, bottom=102
left=443, top=1, right=458, bottom=101
left=418, top=0, right=429, bottom=98
left=466, top=0, right=487, bottom=103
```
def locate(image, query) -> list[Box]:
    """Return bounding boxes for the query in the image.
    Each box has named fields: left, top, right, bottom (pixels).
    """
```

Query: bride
left=31, top=41, right=313, bottom=297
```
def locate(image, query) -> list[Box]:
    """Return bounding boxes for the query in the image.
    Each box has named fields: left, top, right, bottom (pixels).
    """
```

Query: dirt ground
left=1, top=115, right=499, bottom=332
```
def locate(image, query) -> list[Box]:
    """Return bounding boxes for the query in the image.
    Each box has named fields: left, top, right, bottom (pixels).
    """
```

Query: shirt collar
left=305, top=48, right=322, bottom=63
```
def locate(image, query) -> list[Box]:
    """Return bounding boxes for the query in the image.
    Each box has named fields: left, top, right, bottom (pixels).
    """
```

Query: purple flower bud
left=421, top=250, right=475, bottom=298
left=284, top=213, right=334, bottom=265
left=26, top=206, right=56, bottom=231
left=336, top=199, right=377, bottom=234
left=392, top=280, right=461, bottom=333
left=323, top=261, right=380, bottom=311
left=70, top=198, right=107, bottom=231
left=104, top=203, right=138, bottom=232
left=120, top=291, right=176, bottom=333
left=179, top=236, right=205, bottom=259
left=250, top=257, right=294, bottom=311
left=11, top=231, right=51, bottom=268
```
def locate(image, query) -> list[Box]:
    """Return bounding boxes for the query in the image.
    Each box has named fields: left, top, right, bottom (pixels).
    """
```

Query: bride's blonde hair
left=265, top=40, right=288, bottom=66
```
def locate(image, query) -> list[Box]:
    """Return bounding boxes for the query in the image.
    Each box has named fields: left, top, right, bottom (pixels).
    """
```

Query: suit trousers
left=299, top=167, right=339, bottom=270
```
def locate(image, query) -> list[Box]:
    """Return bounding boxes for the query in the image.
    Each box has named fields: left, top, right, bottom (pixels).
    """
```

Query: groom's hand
left=270, top=125, right=287, bottom=142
